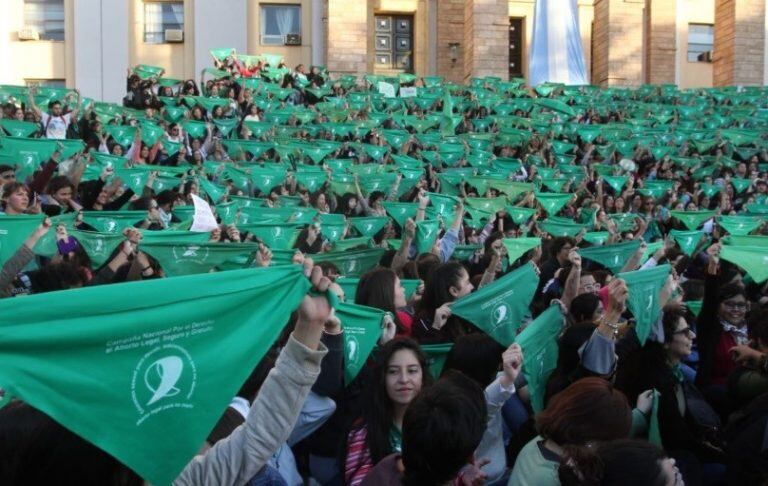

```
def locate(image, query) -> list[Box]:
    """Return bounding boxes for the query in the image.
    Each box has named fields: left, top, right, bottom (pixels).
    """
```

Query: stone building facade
left=2, top=0, right=767, bottom=104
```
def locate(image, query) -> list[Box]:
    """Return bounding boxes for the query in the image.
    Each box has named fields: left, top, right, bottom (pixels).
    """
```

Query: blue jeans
left=248, top=465, right=288, bottom=486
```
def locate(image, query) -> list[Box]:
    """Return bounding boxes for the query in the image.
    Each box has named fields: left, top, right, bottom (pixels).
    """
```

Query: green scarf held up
left=717, top=215, right=764, bottom=236
left=730, top=178, right=752, bottom=194
left=312, top=248, right=385, bottom=277
left=685, top=300, right=703, bottom=317
left=539, top=220, right=585, bottom=238
left=603, top=175, right=629, bottom=194
left=415, top=220, right=441, bottom=254
left=669, top=210, right=716, bottom=230
left=452, top=244, right=481, bottom=262
left=0, top=214, right=67, bottom=266
left=578, top=240, right=641, bottom=274
left=422, top=343, right=453, bottom=378
left=534, top=192, right=572, bottom=216
left=582, top=231, right=610, bottom=246
left=68, top=229, right=125, bottom=267
left=140, top=242, right=259, bottom=276
left=382, top=201, right=419, bottom=228
left=719, top=245, right=768, bottom=283
left=451, top=262, right=538, bottom=347
left=339, top=301, right=387, bottom=385
left=0, top=119, right=39, bottom=137
left=0, top=265, right=310, bottom=486
left=669, top=229, right=706, bottom=257
left=514, top=304, right=565, bottom=413
left=617, top=264, right=671, bottom=345
left=506, top=206, right=537, bottom=224
left=501, top=237, right=541, bottom=265
left=350, top=216, right=389, bottom=238
left=80, top=211, right=147, bottom=234
left=239, top=223, right=300, bottom=250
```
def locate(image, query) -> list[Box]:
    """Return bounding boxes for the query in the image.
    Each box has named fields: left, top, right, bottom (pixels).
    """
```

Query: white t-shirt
left=41, top=112, right=72, bottom=139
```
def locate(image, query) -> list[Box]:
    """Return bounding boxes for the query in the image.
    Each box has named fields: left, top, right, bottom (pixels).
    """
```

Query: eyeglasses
left=0, top=172, right=15, bottom=179
left=723, top=302, right=747, bottom=311
left=583, top=283, right=601, bottom=292
left=673, top=327, right=695, bottom=337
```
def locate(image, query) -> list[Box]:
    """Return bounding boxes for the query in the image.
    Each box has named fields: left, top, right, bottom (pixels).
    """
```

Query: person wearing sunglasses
left=696, top=244, right=750, bottom=394
left=616, top=306, right=725, bottom=484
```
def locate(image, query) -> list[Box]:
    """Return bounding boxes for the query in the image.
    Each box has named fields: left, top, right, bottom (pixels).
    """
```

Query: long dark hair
left=356, top=338, right=433, bottom=465
left=417, top=261, right=467, bottom=316
left=355, top=268, right=406, bottom=334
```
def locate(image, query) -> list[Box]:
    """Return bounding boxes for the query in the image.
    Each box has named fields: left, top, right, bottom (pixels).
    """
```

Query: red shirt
left=396, top=310, right=413, bottom=337
left=711, top=331, right=738, bottom=386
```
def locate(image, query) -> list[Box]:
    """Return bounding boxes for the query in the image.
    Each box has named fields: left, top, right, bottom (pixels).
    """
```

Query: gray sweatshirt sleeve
left=174, top=335, right=328, bottom=486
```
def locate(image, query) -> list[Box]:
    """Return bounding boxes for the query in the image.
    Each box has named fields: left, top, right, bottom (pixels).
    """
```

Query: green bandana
left=340, top=301, right=387, bottom=384
left=719, top=244, right=768, bottom=283
left=582, top=231, right=610, bottom=246
left=669, top=210, right=716, bottom=230
left=81, top=211, right=147, bottom=234
left=68, top=229, right=125, bottom=267
left=501, top=237, right=541, bottom=265
left=415, top=220, right=441, bottom=254
left=239, top=223, right=300, bottom=250
left=578, top=240, right=641, bottom=274
left=312, top=248, right=385, bottom=277
left=514, top=304, right=564, bottom=413
left=539, top=220, right=586, bottom=238
left=717, top=215, right=763, bottom=236
left=617, top=264, right=671, bottom=345
left=670, top=229, right=706, bottom=257
left=381, top=202, right=417, bottom=230
left=451, top=262, right=538, bottom=346
left=350, top=216, right=389, bottom=238
left=534, top=192, right=572, bottom=215
left=140, top=242, right=260, bottom=276
left=0, top=265, right=310, bottom=485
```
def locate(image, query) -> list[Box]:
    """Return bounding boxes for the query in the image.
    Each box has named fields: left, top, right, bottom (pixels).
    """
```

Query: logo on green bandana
left=491, top=302, right=510, bottom=329
left=346, top=335, right=360, bottom=365
left=131, top=344, right=197, bottom=424
left=172, top=245, right=209, bottom=264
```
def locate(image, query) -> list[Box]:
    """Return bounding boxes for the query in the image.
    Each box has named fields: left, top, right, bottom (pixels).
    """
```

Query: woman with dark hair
left=559, top=439, right=683, bottom=486
left=355, top=268, right=412, bottom=336
left=41, top=175, right=81, bottom=216
left=616, top=306, right=725, bottom=476
left=509, top=377, right=635, bottom=486
left=412, top=261, right=474, bottom=344
left=344, top=337, right=433, bottom=486
left=294, top=225, right=323, bottom=254
left=696, top=244, right=749, bottom=391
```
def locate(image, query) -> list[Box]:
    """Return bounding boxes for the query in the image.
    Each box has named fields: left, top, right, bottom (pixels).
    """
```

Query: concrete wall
left=248, top=0, right=313, bottom=71
left=677, top=0, right=714, bottom=88
left=194, top=0, right=247, bottom=77
left=129, top=0, right=195, bottom=82
left=1, top=0, right=69, bottom=86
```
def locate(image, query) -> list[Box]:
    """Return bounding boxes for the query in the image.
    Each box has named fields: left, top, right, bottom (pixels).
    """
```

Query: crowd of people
left=1, top=48, right=768, bottom=485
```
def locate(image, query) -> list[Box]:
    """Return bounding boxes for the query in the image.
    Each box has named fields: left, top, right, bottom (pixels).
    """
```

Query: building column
left=72, top=0, right=129, bottom=103
left=645, top=0, right=677, bottom=84
left=463, top=0, right=508, bottom=82
left=311, top=0, right=325, bottom=66
left=592, top=0, right=644, bottom=87
left=714, top=0, right=765, bottom=86
left=326, top=0, right=368, bottom=75
left=436, top=0, right=465, bottom=83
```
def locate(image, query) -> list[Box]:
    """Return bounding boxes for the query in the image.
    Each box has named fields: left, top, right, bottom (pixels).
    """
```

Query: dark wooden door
left=509, top=17, right=524, bottom=78
left=375, top=14, right=414, bottom=73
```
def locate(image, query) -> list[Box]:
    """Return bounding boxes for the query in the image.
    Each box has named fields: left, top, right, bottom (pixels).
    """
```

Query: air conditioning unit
left=17, top=27, right=40, bottom=41
left=165, top=29, right=184, bottom=42
left=284, top=34, right=301, bottom=46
